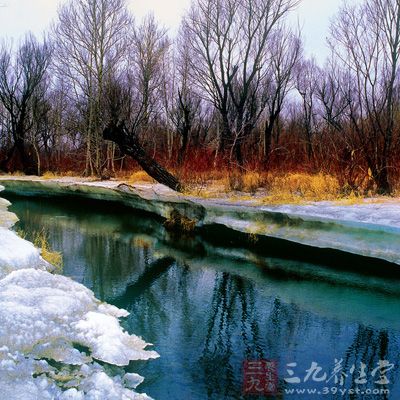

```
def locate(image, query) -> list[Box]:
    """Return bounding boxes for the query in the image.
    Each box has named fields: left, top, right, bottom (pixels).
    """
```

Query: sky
left=0, top=0, right=359, bottom=63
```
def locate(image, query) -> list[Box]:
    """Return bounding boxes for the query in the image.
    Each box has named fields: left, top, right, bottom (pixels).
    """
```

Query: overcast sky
left=0, top=0, right=360, bottom=62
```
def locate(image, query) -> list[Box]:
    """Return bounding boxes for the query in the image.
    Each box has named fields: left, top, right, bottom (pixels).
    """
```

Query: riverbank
left=1, top=176, right=400, bottom=266
left=0, top=184, right=158, bottom=399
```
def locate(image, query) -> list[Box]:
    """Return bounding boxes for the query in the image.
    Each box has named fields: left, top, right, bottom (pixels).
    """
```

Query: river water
left=7, top=195, right=400, bottom=400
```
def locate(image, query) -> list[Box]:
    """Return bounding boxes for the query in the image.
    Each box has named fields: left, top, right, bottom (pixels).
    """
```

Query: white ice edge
left=0, top=187, right=159, bottom=400
left=261, top=203, right=400, bottom=232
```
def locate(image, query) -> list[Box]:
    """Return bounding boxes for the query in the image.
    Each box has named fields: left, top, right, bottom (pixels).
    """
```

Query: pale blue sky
left=0, top=0, right=360, bottom=62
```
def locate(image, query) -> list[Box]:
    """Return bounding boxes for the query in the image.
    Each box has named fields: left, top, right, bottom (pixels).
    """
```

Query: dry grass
left=42, top=171, right=59, bottom=180
left=223, top=171, right=267, bottom=193
left=5, top=171, right=25, bottom=176
left=5, top=170, right=79, bottom=180
left=33, top=230, right=63, bottom=272
left=184, top=171, right=347, bottom=204
left=125, top=170, right=155, bottom=184
left=164, top=210, right=197, bottom=233
left=181, top=170, right=227, bottom=198
left=60, top=170, right=77, bottom=177
left=119, top=169, right=394, bottom=205
left=260, top=173, right=341, bottom=204
left=18, top=228, right=63, bottom=272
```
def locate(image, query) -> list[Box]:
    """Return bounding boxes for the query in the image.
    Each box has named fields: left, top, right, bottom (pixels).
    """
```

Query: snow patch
left=0, top=269, right=159, bottom=364
left=0, top=228, right=48, bottom=278
left=0, top=194, right=19, bottom=229
left=0, top=268, right=158, bottom=398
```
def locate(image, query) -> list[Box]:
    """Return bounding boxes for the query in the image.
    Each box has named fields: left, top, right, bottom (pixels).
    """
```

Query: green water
left=7, top=196, right=400, bottom=399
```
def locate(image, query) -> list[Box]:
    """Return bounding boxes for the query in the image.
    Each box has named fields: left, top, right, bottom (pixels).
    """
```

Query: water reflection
left=8, top=196, right=400, bottom=399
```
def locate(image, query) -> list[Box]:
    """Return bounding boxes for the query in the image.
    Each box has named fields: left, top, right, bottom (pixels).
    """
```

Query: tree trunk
left=14, top=136, right=37, bottom=175
left=232, top=140, right=243, bottom=167
left=375, top=168, right=391, bottom=195
left=103, top=123, right=183, bottom=192
left=218, top=114, right=232, bottom=158
left=264, top=121, right=274, bottom=164
left=178, top=131, right=189, bottom=166
left=232, top=115, right=245, bottom=167
left=263, top=112, right=280, bottom=166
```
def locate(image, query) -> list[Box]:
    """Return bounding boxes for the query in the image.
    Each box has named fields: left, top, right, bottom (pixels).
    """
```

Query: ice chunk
left=124, top=373, right=145, bottom=389
left=79, top=370, right=152, bottom=400
left=0, top=269, right=159, bottom=365
left=74, top=312, right=158, bottom=365
left=0, top=195, right=19, bottom=229
left=0, top=351, right=153, bottom=400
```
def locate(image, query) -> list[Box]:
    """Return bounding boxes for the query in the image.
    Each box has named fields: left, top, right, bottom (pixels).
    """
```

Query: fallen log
left=103, top=122, right=183, bottom=192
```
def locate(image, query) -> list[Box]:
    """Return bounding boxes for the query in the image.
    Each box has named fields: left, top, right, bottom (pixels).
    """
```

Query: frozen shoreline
left=0, top=184, right=159, bottom=400
left=0, top=176, right=400, bottom=265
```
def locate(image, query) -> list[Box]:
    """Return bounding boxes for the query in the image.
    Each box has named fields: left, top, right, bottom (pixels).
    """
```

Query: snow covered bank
left=0, top=186, right=159, bottom=399
left=0, top=185, right=49, bottom=278
left=0, top=228, right=51, bottom=279
left=1, top=177, right=400, bottom=265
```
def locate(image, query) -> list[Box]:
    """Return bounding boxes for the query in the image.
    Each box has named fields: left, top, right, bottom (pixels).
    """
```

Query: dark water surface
left=7, top=195, right=400, bottom=400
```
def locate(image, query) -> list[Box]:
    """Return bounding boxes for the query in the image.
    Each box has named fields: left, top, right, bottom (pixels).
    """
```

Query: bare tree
left=53, top=0, right=131, bottom=176
left=167, top=30, right=202, bottom=165
left=316, top=60, right=350, bottom=133
left=182, top=0, right=300, bottom=166
left=131, top=14, right=170, bottom=127
left=263, top=26, right=301, bottom=163
left=0, top=34, right=51, bottom=174
left=329, top=0, right=400, bottom=193
left=296, top=57, right=319, bottom=163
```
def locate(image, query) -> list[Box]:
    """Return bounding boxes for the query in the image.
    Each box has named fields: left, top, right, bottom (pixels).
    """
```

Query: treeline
left=0, top=0, right=400, bottom=194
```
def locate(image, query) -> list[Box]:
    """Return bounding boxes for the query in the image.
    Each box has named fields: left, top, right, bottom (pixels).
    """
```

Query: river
left=7, top=195, right=400, bottom=400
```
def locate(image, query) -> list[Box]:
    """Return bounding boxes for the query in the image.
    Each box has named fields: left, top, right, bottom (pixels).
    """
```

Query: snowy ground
left=0, top=185, right=159, bottom=400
